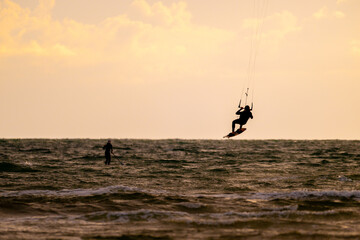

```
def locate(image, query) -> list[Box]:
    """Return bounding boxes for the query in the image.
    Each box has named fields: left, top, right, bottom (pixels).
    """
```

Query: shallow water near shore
left=1, top=139, right=360, bottom=239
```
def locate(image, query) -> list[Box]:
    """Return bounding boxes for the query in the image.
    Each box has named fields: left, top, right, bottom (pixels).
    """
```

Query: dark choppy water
left=1, top=139, right=360, bottom=239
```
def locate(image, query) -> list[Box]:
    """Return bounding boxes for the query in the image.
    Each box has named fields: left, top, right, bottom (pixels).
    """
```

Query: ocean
left=1, top=139, right=360, bottom=239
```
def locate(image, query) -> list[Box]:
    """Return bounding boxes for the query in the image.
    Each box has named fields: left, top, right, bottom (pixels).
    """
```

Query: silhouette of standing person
left=103, top=140, right=113, bottom=165
left=232, top=105, right=253, bottom=132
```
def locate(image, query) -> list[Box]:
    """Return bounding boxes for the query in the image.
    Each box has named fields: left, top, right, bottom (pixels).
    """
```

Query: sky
left=0, top=0, right=359, bottom=139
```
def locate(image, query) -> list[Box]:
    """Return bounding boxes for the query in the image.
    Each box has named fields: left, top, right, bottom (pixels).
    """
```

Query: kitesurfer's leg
left=105, top=153, right=111, bottom=165
left=232, top=119, right=241, bottom=132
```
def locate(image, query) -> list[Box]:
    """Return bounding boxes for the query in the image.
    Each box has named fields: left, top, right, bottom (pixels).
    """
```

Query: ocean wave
left=0, top=162, right=37, bottom=172
left=82, top=208, right=290, bottom=224
left=19, top=148, right=52, bottom=153
left=179, top=209, right=358, bottom=226
left=193, top=190, right=360, bottom=201
left=70, top=154, right=105, bottom=160
left=175, top=202, right=203, bottom=209
left=78, top=207, right=356, bottom=226
left=82, top=209, right=189, bottom=223
left=3, top=183, right=360, bottom=203
left=0, top=185, right=169, bottom=198
left=251, top=190, right=360, bottom=200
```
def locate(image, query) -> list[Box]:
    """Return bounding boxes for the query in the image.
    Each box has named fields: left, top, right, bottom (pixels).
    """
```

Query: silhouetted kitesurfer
left=103, top=140, right=113, bottom=165
left=232, top=105, right=253, bottom=132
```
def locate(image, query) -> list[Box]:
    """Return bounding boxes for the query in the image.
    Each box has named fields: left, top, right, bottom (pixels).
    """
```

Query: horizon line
left=1, top=137, right=359, bottom=141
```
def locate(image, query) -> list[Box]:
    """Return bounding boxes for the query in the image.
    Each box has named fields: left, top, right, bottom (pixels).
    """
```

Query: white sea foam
left=337, top=175, right=353, bottom=182
left=24, top=161, right=33, bottom=166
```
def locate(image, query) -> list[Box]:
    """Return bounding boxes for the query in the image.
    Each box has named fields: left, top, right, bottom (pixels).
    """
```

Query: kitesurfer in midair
left=103, top=140, right=113, bottom=165
left=232, top=105, right=253, bottom=132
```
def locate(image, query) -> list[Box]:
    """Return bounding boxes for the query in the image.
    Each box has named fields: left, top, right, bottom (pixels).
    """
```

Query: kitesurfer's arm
left=236, top=107, right=243, bottom=115
left=250, top=112, right=253, bottom=119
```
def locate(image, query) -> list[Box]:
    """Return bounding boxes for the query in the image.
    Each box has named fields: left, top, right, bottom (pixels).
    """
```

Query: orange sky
left=0, top=0, right=359, bottom=139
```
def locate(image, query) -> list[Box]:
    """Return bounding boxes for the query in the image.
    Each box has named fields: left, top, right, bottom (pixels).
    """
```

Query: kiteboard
left=223, top=128, right=246, bottom=138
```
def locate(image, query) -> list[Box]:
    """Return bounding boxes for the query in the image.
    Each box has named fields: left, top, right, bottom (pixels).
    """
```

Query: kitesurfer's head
left=108, top=139, right=111, bottom=143
left=245, top=105, right=250, bottom=111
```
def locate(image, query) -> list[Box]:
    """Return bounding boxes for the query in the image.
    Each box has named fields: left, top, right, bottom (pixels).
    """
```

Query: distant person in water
left=103, top=140, right=113, bottom=165
left=232, top=105, right=253, bottom=132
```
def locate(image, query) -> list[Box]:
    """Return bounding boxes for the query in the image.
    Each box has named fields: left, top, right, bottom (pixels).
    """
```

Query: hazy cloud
left=269, top=11, right=301, bottom=38
left=243, top=10, right=301, bottom=39
left=132, top=0, right=191, bottom=26
left=333, top=11, right=345, bottom=18
left=243, top=10, right=302, bottom=53
left=313, top=6, right=346, bottom=20
left=0, top=0, right=235, bottom=81
left=351, top=40, right=360, bottom=55
left=0, top=0, right=76, bottom=57
left=336, top=0, right=347, bottom=4
left=313, top=6, right=328, bottom=19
